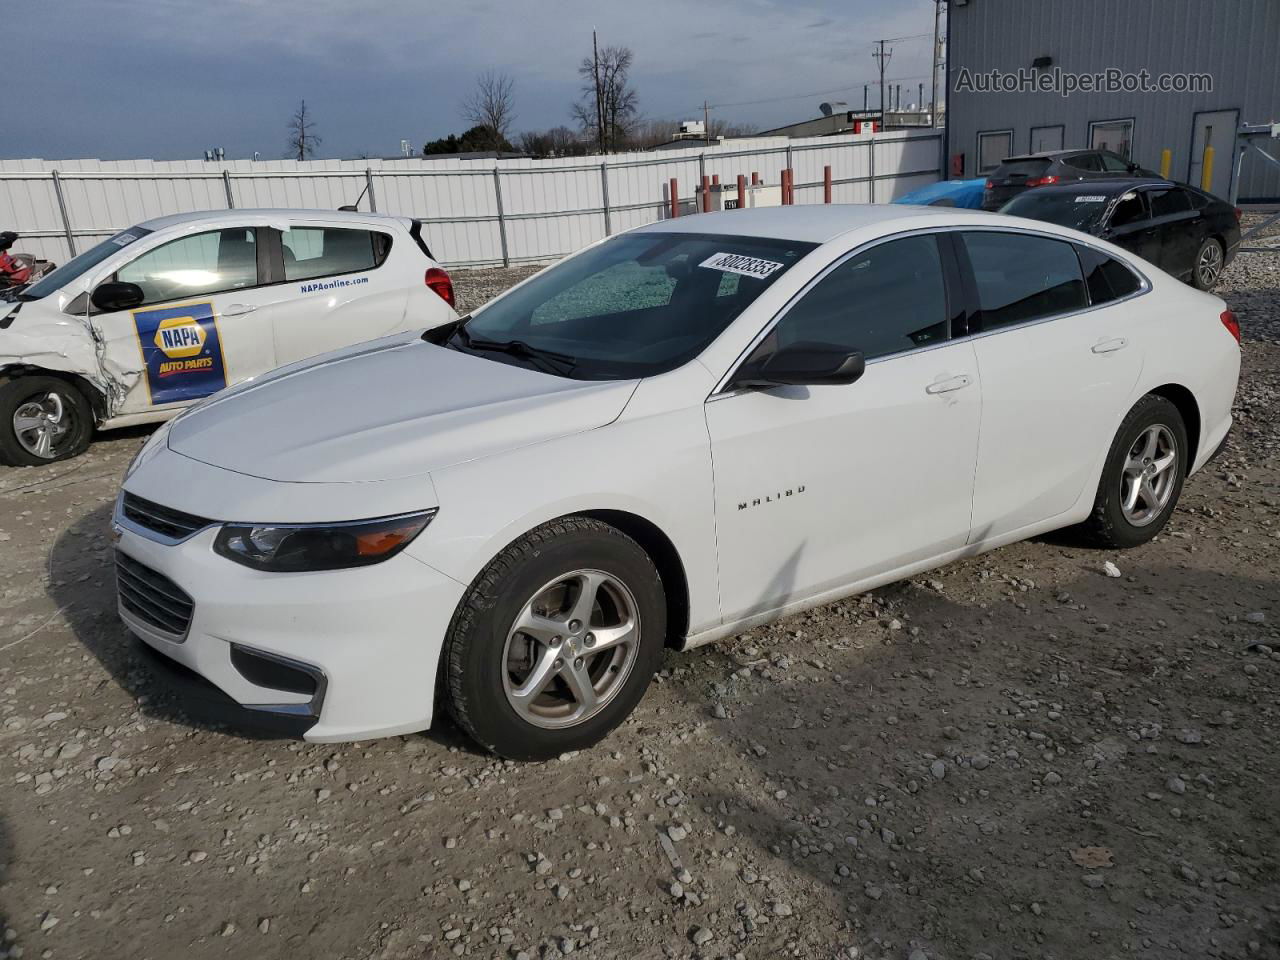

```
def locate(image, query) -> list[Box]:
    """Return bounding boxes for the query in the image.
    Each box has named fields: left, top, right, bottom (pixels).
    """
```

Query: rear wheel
left=0, top=376, right=95, bottom=466
left=1079, top=395, right=1187, bottom=548
left=443, top=517, right=666, bottom=760
left=1192, top=236, right=1224, bottom=290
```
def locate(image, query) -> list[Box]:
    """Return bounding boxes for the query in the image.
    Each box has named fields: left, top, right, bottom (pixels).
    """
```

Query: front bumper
left=113, top=502, right=467, bottom=742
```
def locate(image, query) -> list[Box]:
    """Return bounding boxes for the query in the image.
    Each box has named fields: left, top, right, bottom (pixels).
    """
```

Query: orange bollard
left=737, top=174, right=746, bottom=209
left=701, top=174, right=711, bottom=212
left=751, top=171, right=760, bottom=186
left=669, top=177, right=679, bottom=218
left=823, top=165, right=832, bottom=203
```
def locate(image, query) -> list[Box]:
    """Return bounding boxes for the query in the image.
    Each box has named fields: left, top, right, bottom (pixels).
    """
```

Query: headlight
left=213, top=510, right=436, bottom=572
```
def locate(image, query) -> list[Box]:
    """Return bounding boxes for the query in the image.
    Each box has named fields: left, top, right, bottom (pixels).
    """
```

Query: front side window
left=766, top=235, right=949, bottom=360
left=1076, top=245, right=1143, bottom=305
left=457, top=232, right=815, bottom=380
left=117, top=228, right=258, bottom=306
left=1108, top=192, right=1148, bottom=229
left=961, top=231, right=1086, bottom=329
left=281, top=227, right=388, bottom=282
left=978, top=131, right=1014, bottom=173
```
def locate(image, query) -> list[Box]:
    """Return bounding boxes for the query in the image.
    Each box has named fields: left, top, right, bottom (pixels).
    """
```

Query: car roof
left=1002, top=149, right=1103, bottom=162
left=136, top=208, right=412, bottom=231
left=1020, top=178, right=1179, bottom=196
left=629, top=203, right=995, bottom=244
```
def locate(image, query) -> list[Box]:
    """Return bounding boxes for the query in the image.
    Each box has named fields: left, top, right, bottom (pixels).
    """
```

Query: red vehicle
left=0, top=232, right=56, bottom=293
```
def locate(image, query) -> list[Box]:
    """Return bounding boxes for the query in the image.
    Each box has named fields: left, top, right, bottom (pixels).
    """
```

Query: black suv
left=982, top=150, right=1157, bottom=211
left=1000, top=178, right=1241, bottom=290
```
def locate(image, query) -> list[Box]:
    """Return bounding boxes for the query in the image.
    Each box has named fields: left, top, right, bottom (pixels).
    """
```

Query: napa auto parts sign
left=132, top=301, right=228, bottom=404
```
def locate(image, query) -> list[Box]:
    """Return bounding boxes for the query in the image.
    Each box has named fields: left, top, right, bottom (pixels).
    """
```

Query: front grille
left=116, top=552, right=195, bottom=638
left=122, top=493, right=212, bottom=541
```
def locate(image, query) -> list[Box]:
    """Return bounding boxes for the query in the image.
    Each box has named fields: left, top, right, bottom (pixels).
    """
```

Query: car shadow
left=676, top=560, right=1280, bottom=957
left=47, top=502, right=485, bottom=754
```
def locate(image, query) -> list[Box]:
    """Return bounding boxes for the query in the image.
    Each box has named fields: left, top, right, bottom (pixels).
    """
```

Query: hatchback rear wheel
left=0, top=376, right=94, bottom=467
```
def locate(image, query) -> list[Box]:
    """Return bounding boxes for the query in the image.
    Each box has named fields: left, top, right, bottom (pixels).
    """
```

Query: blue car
left=893, top=178, right=986, bottom=209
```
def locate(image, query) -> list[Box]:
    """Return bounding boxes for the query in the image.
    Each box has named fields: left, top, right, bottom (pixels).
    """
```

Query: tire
left=1191, top=236, right=1224, bottom=291
left=1078, top=395, right=1187, bottom=549
left=0, top=376, right=95, bottom=467
left=443, top=516, right=667, bottom=760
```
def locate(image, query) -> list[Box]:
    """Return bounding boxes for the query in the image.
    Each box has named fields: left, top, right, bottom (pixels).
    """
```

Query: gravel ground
left=0, top=244, right=1278, bottom=960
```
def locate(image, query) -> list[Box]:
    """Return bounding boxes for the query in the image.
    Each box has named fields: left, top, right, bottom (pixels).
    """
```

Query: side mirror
left=733, top=342, right=866, bottom=390
left=91, top=281, right=145, bottom=313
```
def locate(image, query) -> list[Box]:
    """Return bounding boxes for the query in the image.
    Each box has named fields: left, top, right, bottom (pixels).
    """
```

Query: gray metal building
left=945, top=0, right=1280, bottom=201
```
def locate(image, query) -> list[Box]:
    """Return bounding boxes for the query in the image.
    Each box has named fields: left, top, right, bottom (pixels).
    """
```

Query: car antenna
left=339, top=180, right=372, bottom=212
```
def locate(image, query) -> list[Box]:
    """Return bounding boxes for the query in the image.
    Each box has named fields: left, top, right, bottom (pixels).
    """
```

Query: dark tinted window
left=1149, top=188, right=1192, bottom=218
left=1065, top=154, right=1103, bottom=172
left=1099, top=153, right=1130, bottom=172
left=1076, top=245, right=1143, bottom=304
left=961, top=232, right=1087, bottom=329
left=1109, top=192, right=1148, bottom=228
left=992, top=159, right=1050, bottom=178
left=771, top=235, right=948, bottom=360
left=281, top=227, right=390, bottom=282
left=1001, top=190, right=1111, bottom=231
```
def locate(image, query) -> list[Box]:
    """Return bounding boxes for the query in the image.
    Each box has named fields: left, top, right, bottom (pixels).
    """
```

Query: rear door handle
left=221, top=303, right=258, bottom=317
left=1092, top=337, right=1128, bottom=354
left=925, top=374, right=972, bottom=395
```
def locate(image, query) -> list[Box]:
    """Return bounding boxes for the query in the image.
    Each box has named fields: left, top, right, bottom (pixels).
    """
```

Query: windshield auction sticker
left=699, top=252, right=784, bottom=279
left=131, top=301, right=228, bottom=404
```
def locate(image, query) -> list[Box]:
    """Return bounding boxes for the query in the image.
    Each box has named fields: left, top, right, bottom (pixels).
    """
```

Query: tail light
left=1233, top=207, right=1242, bottom=223
left=1220, top=309, right=1240, bottom=344
left=984, top=180, right=994, bottom=190
left=425, top=267, right=455, bottom=308
left=1024, top=175, right=1060, bottom=187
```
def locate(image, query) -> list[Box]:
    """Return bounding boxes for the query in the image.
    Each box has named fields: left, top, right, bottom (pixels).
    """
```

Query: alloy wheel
left=1197, top=241, right=1223, bottom=288
left=13, top=392, right=70, bottom=460
left=1120, top=424, right=1178, bottom=527
left=501, top=569, right=641, bottom=729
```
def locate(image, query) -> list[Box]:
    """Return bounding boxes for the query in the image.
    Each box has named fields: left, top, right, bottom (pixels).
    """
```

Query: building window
left=1089, top=118, right=1135, bottom=159
left=1029, top=124, right=1064, bottom=153
left=977, top=130, right=1013, bottom=174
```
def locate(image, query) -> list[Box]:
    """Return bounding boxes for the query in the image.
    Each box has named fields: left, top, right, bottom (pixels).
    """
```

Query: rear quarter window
left=281, top=227, right=391, bottom=282
left=1076, top=245, right=1143, bottom=305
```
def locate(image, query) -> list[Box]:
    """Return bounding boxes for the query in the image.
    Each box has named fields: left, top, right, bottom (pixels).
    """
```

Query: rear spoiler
left=409, top=220, right=435, bottom=261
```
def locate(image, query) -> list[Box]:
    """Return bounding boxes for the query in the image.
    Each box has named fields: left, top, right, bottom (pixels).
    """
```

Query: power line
left=688, top=73, right=932, bottom=113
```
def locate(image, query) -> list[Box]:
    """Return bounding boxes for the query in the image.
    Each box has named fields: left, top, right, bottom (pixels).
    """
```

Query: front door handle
left=221, top=303, right=258, bottom=317
left=1092, top=337, right=1128, bottom=354
left=925, top=374, right=973, bottom=395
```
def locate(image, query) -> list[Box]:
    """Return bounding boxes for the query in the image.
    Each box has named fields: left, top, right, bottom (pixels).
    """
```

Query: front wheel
left=0, top=376, right=95, bottom=467
left=1192, top=236, right=1224, bottom=290
left=1079, top=395, right=1187, bottom=548
left=443, top=517, right=666, bottom=760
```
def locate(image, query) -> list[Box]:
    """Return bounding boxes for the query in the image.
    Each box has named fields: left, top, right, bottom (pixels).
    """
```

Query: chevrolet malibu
left=114, top=205, right=1240, bottom=760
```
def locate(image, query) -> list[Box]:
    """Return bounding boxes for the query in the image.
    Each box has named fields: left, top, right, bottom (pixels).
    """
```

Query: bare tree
left=286, top=100, right=322, bottom=161
left=571, top=43, right=638, bottom=152
left=461, top=70, right=517, bottom=152
left=518, top=125, right=586, bottom=158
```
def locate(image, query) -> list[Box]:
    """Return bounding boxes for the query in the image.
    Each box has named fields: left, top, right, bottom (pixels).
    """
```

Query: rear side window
left=117, top=228, right=259, bottom=306
left=281, top=227, right=390, bottom=282
left=993, top=159, right=1050, bottom=178
left=1100, top=153, right=1130, bottom=172
left=1149, top=188, right=1192, bottom=218
left=961, top=232, right=1087, bottom=329
left=1065, top=154, right=1103, bottom=172
left=1076, top=246, right=1143, bottom=305
left=771, top=235, right=949, bottom=360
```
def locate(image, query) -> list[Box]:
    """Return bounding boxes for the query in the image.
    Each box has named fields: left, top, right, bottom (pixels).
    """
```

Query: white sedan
left=113, top=205, right=1240, bottom=759
left=0, top=209, right=457, bottom=465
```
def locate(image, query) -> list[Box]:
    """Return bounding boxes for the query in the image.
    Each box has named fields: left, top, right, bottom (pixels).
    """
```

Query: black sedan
left=982, top=149, right=1158, bottom=211
left=1000, top=178, right=1241, bottom=290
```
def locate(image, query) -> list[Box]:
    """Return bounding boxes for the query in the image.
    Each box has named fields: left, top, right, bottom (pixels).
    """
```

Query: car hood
left=168, top=336, right=639, bottom=483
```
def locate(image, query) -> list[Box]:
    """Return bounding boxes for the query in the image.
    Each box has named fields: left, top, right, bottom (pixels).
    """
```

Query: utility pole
left=872, top=40, right=893, bottom=121
left=592, top=30, right=605, bottom=154
left=863, top=85, right=868, bottom=111
left=930, top=0, right=943, bottom=127
left=703, top=100, right=710, bottom=144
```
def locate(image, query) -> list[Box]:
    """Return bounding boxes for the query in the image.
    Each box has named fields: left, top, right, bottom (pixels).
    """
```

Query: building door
left=1188, top=109, right=1238, bottom=198
left=1030, top=125, right=1064, bottom=153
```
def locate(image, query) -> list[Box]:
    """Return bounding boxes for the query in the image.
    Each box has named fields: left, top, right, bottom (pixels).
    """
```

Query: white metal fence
left=0, top=131, right=943, bottom=269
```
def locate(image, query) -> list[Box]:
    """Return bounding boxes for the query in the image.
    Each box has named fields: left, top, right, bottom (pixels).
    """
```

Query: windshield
left=19, top=228, right=152, bottom=301
left=456, top=231, right=815, bottom=380
left=1000, top=191, right=1110, bottom=231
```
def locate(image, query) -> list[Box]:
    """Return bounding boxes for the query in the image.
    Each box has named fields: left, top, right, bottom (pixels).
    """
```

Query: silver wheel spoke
left=566, top=571, right=606, bottom=628
left=32, top=429, right=52, bottom=458
left=512, top=608, right=565, bottom=645
left=1151, top=451, right=1176, bottom=476
left=510, top=647, right=561, bottom=703
left=1122, top=477, right=1142, bottom=512
left=1139, top=476, right=1159, bottom=510
left=587, top=621, right=635, bottom=652
left=13, top=413, right=44, bottom=434
left=1141, top=428, right=1160, bottom=460
left=559, top=660, right=599, bottom=713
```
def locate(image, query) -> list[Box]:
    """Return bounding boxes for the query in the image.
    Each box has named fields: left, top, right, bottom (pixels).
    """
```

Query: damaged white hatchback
left=0, top=209, right=457, bottom=466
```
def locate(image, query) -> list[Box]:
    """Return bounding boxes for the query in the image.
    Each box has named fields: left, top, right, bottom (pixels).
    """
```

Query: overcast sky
left=12, top=0, right=939, bottom=161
